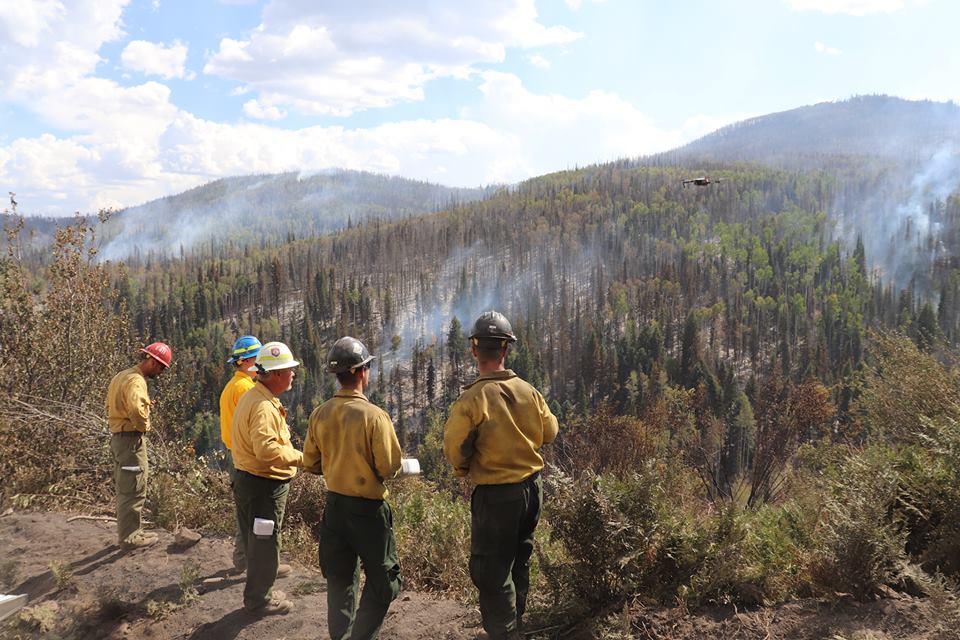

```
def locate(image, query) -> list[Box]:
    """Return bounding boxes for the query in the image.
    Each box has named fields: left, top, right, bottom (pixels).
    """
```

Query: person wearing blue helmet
left=221, top=335, right=268, bottom=574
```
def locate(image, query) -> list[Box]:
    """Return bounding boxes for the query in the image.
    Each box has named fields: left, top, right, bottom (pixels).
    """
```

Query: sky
left=0, top=0, right=957, bottom=216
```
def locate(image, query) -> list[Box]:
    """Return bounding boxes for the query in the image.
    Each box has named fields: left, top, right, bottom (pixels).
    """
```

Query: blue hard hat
left=228, top=335, right=262, bottom=363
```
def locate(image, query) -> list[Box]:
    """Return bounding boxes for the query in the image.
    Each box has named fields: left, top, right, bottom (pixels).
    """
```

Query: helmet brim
left=326, top=355, right=375, bottom=374
left=140, top=348, right=170, bottom=368
left=248, top=359, right=300, bottom=373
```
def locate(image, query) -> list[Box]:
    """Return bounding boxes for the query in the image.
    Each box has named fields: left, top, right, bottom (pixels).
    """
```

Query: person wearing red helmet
left=105, top=341, right=172, bottom=550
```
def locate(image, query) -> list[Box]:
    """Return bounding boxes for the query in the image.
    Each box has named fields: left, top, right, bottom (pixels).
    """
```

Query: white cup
left=253, top=518, right=275, bottom=537
left=400, top=458, right=421, bottom=476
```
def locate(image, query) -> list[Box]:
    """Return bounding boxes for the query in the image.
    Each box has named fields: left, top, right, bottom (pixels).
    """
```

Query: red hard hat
left=140, top=342, right=172, bottom=368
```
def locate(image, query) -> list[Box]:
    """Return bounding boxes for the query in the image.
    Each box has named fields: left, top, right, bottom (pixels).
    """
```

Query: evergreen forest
left=4, top=96, right=960, bottom=635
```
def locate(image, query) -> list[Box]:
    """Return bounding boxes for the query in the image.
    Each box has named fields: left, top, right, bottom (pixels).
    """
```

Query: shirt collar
left=478, top=369, right=516, bottom=381
left=464, top=369, right=517, bottom=389
left=253, top=381, right=283, bottom=408
left=334, top=388, right=369, bottom=401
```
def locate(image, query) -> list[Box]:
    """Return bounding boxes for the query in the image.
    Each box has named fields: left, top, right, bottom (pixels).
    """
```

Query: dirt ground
left=1, top=511, right=959, bottom=640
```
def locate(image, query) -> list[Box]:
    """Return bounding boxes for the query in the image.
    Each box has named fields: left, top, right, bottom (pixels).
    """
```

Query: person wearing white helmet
left=230, top=341, right=304, bottom=616
left=219, top=335, right=292, bottom=578
left=105, top=341, right=172, bottom=551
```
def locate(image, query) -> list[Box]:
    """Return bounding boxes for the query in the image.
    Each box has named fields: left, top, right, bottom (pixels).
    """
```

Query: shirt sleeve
left=219, top=386, right=233, bottom=450
left=124, top=375, right=151, bottom=431
left=443, top=397, right=478, bottom=477
left=370, top=413, right=402, bottom=482
left=250, top=403, right=303, bottom=468
left=301, top=416, right=323, bottom=475
left=538, top=392, right=559, bottom=445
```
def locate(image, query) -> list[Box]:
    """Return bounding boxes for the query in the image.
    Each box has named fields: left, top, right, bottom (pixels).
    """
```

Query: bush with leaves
left=390, top=476, right=472, bottom=594
left=0, top=209, right=225, bottom=528
left=813, top=447, right=907, bottom=599
left=540, top=465, right=705, bottom=615
left=854, top=331, right=960, bottom=444
left=894, top=415, right=960, bottom=577
left=688, top=500, right=816, bottom=605
left=553, top=402, right=660, bottom=478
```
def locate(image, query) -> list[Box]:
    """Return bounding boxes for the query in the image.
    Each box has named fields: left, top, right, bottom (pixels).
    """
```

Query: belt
left=236, top=469, right=291, bottom=484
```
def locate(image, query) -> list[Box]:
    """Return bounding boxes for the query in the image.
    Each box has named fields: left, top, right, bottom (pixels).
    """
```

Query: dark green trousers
left=470, top=473, right=543, bottom=640
left=319, top=492, right=401, bottom=640
left=225, top=450, right=245, bottom=571
left=110, top=432, right=148, bottom=544
left=233, top=470, right=289, bottom=610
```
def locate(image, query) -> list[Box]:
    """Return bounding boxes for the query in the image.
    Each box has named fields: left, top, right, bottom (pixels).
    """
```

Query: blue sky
left=0, top=0, right=956, bottom=215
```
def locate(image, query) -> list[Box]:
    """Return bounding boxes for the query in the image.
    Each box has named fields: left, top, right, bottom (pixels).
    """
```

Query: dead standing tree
left=748, top=374, right=833, bottom=507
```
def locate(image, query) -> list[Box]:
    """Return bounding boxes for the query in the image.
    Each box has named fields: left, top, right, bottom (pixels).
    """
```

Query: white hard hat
left=249, top=341, right=299, bottom=373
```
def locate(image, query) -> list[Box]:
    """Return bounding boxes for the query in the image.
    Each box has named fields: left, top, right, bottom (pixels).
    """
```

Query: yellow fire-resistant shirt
left=230, top=382, right=303, bottom=481
left=219, top=370, right=256, bottom=450
left=302, top=389, right=401, bottom=500
left=106, top=366, right=151, bottom=433
left=444, top=369, right=559, bottom=485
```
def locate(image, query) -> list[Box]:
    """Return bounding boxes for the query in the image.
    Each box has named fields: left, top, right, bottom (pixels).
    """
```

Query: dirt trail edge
left=3, top=512, right=959, bottom=639
left=0, top=512, right=477, bottom=640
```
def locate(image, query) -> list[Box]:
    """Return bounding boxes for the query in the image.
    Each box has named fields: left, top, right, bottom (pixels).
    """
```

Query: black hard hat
left=326, top=336, right=375, bottom=373
left=469, top=311, right=517, bottom=343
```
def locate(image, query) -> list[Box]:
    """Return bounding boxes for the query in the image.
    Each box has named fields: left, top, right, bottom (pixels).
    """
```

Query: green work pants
left=110, top=432, right=149, bottom=544
left=225, top=450, right=245, bottom=571
left=233, top=470, right=290, bottom=611
left=470, top=473, right=542, bottom=640
left=319, top=492, right=401, bottom=640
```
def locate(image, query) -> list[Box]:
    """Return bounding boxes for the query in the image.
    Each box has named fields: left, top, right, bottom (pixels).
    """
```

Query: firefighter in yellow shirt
left=302, top=336, right=402, bottom=640
left=444, top=312, right=559, bottom=640
left=105, top=342, right=172, bottom=550
left=230, top=341, right=303, bottom=616
left=219, top=335, right=261, bottom=573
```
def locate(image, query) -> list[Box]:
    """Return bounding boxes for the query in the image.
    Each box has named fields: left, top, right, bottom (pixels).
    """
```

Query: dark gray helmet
left=469, top=311, right=517, bottom=343
left=326, top=336, right=375, bottom=373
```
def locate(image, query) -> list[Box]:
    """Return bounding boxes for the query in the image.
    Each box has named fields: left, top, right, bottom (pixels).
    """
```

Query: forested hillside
left=97, top=170, right=496, bottom=261
left=5, top=98, right=960, bottom=636
left=11, top=170, right=495, bottom=263
left=108, top=158, right=960, bottom=493
left=675, top=95, right=960, bottom=168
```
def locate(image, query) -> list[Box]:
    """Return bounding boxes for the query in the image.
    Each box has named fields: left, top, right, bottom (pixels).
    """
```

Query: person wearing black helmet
left=444, top=311, right=559, bottom=640
left=302, top=336, right=403, bottom=640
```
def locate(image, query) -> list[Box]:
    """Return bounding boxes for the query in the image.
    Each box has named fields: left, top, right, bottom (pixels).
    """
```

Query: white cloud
left=814, top=41, right=842, bottom=55
left=528, top=54, right=550, bottom=69
left=121, top=40, right=190, bottom=79
left=565, top=0, right=606, bottom=9
left=204, top=0, right=582, bottom=116
left=0, top=0, right=128, bottom=93
left=5, top=69, right=749, bottom=215
left=788, top=0, right=920, bottom=15
left=243, top=99, right=287, bottom=120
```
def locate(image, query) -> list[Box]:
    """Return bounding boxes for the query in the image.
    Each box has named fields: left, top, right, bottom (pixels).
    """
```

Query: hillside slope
left=0, top=511, right=476, bottom=640
left=673, top=95, right=960, bottom=167
left=1, top=511, right=953, bottom=639
left=96, top=170, right=496, bottom=261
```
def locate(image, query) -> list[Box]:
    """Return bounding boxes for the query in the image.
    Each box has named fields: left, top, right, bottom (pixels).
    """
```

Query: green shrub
left=688, top=501, right=815, bottom=605
left=49, top=560, right=73, bottom=591
left=813, top=447, right=906, bottom=599
left=541, top=465, right=704, bottom=614
left=148, top=443, right=233, bottom=532
left=895, top=415, right=960, bottom=576
left=17, top=603, right=58, bottom=633
left=390, top=477, right=471, bottom=594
